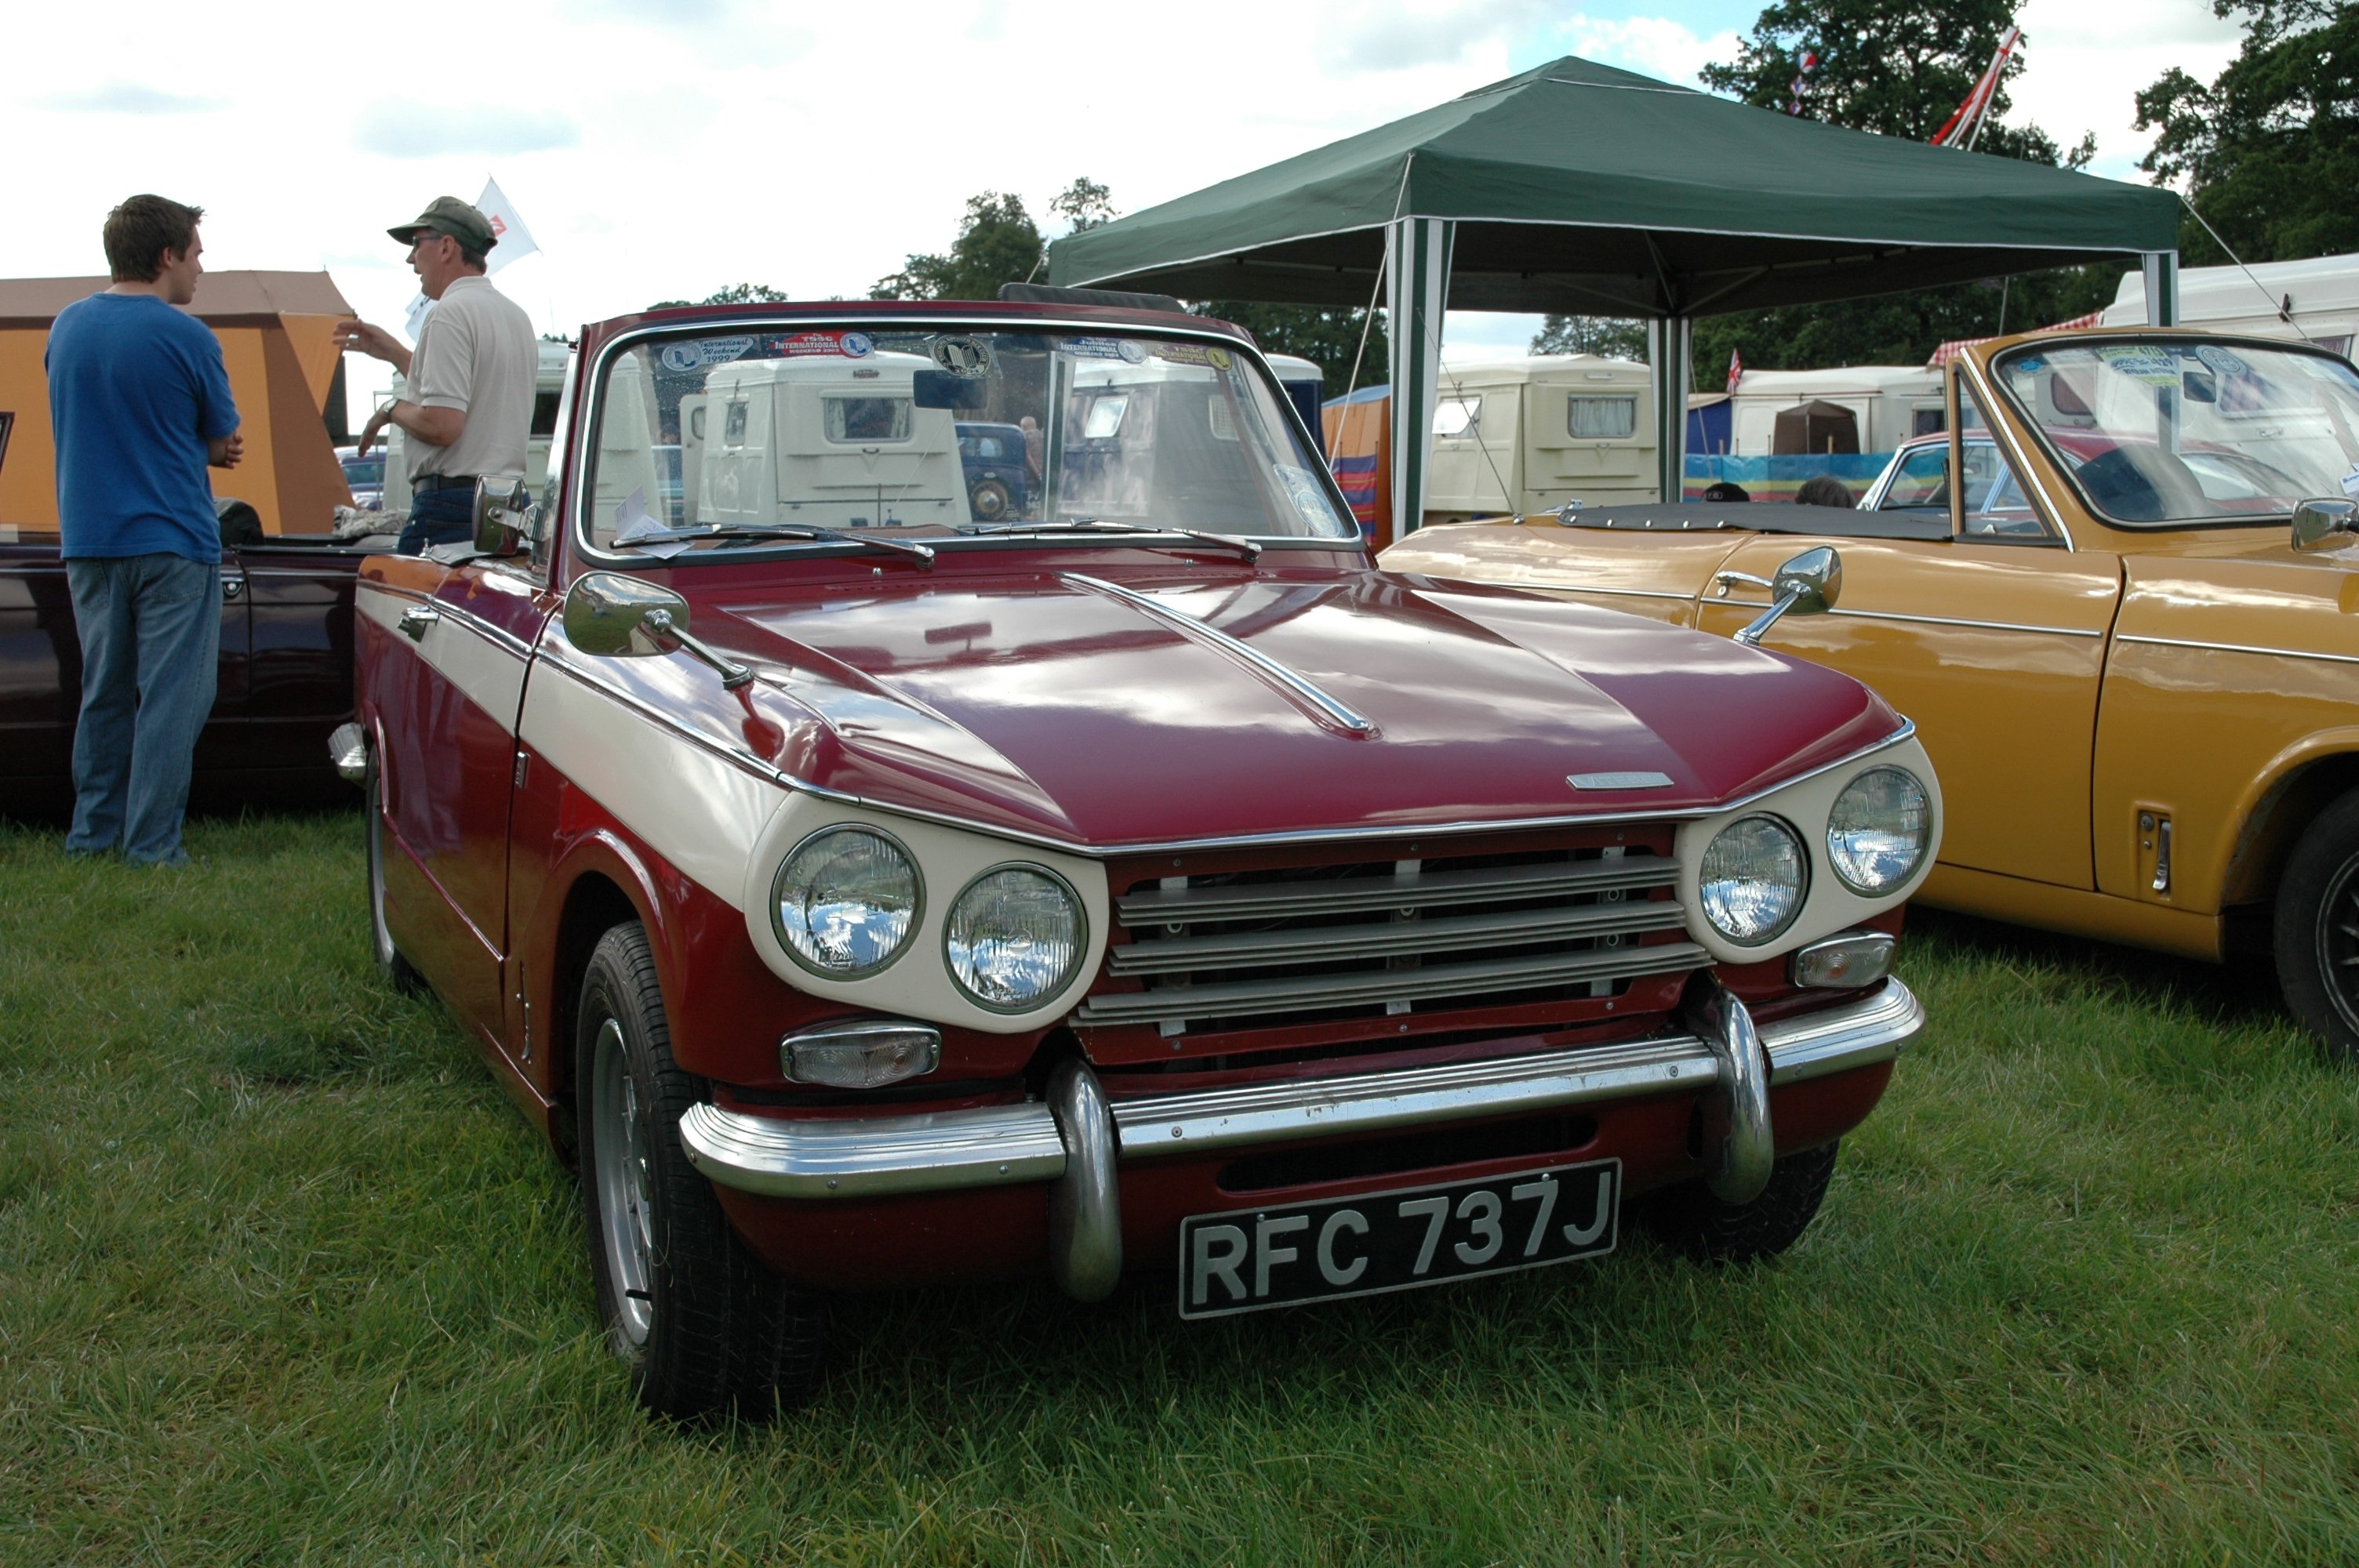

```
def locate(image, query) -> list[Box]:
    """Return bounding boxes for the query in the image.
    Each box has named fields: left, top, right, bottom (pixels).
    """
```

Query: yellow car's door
left=1698, top=430, right=2120, bottom=891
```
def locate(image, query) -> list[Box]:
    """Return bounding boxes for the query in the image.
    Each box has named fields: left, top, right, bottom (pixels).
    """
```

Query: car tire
left=363, top=750, right=424, bottom=996
left=2272, top=788, right=2359, bottom=1066
left=576, top=920, right=826, bottom=1421
left=1635, top=1139, right=1840, bottom=1265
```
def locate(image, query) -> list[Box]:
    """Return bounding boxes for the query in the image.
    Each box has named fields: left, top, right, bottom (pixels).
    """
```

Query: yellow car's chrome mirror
left=1733, top=546, right=1842, bottom=646
left=2291, top=497, right=2357, bottom=552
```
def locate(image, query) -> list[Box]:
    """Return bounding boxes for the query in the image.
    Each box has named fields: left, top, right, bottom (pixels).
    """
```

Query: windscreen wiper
left=616, top=522, right=936, bottom=567
left=961, top=517, right=1262, bottom=561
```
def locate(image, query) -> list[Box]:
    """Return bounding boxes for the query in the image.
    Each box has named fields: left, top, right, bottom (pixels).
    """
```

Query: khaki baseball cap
left=388, top=196, right=498, bottom=252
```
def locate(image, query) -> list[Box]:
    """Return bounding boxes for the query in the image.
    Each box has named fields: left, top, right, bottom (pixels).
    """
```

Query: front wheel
left=2273, top=788, right=2359, bottom=1066
left=1635, top=1140, right=1840, bottom=1264
left=576, top=921, right=826, bottom=1420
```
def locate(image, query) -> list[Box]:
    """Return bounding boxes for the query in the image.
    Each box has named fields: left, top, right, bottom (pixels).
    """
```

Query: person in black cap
left=336, top=197, right=536, bottom=553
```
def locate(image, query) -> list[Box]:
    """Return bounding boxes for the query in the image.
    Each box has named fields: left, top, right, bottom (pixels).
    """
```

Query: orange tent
left=1321, top=388, right=1394, bottom=549
left=0, top=271, right=354, bottom=535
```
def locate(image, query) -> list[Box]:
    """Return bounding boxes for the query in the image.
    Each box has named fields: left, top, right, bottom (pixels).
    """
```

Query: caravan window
left=826, top=397, right=911, bottom=443
left=1081, top=394, right=1129, bottom=440
left=1567, top=395, right=1636, bottom=440
left=1433, top=397, right=1480, bottom=437
left=1911, top=405, right=1946, bottom=437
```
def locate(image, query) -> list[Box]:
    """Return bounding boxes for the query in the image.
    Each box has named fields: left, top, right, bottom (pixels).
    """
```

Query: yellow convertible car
left=1383, top=328, right=2359, bottom=1062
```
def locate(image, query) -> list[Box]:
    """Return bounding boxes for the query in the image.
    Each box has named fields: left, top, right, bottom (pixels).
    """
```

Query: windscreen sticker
left=2195, top=345, right=2252, bottom=377
left=2095, top=345, right=2183, bottom=385
left=1206, top=347, right=1233, bottom=371
left=1274, top=463, right=1341, bottom=532
left=1153, top=343, right=1219, bottom=366
left=660, top=336, right=757, bottom=372
left=767, top=329, right=872, bottom=358
left=1062, top=336, right=1149, bottom=362
left=931, top=336, right=992, bottom=375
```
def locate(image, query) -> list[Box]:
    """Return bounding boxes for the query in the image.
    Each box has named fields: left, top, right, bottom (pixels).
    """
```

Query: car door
left=358, top=544, right=558, bottom=1044
left=1697, top=380, right=2122, bottom=891
left=0, top=532, right=248, bottom=811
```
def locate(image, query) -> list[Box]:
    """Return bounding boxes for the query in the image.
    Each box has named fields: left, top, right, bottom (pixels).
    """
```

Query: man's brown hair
left=104, top=194, right=205, bottom=283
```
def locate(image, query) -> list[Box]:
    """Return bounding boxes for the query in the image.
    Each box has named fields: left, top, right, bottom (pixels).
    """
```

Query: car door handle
left=220, top=572, right=245, bottom=601
left=398, top=605, right=440, bottom=642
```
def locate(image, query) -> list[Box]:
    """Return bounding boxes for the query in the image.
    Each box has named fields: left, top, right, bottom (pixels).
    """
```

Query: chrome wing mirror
left=1728, top=546, right=1842, bottom=647
left=563, top=571, right=753, bottom=688
left=471, top=477, right=543, bottom=557
left=2292, top=497, right=2357, bottom=552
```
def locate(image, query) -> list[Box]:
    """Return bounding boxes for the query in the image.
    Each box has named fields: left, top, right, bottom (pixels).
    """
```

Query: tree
left=1049, top=176, right=1117, bottom=234
left=648, top=282, right=791, bottom=309
left=871, top=192, right=1044, bottom=301
left=2137, top=0, right=2359, bottom=265
left=1688, top=0, right=2110, bottom=384
left=1190, top=302, right=1389, bottom=397
left=1529, top=316, right=1647, bottom=361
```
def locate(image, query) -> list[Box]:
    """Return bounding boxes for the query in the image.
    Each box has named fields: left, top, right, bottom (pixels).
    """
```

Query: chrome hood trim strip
left=678, top=978, right=1921, bottom=1199
left=1059, top=572, right=1376, bottom=736
left=536, top=644, right=1921, bottom=859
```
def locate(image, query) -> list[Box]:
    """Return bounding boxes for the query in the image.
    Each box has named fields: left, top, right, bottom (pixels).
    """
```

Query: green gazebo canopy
left=1049, top=56, right=2179, bottom=318
left=1049, top=56, right=2182, bottom=537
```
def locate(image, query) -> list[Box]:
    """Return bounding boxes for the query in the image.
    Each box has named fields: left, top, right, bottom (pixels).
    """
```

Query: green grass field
left=2, top=812, right=2354, bottom=1566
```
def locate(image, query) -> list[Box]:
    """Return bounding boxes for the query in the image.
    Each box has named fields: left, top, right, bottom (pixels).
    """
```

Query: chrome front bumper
left=681, top=977, right=1919, bottom=1203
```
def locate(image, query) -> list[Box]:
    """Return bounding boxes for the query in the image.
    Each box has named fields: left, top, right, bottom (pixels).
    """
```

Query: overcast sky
left=4, top=0, right=2243, bottom=410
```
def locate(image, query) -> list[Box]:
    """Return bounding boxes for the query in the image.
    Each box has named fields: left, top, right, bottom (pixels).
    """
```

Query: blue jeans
left=398, top=484, right=474, bottom=554
left=66, top=553, right=223, bottom=866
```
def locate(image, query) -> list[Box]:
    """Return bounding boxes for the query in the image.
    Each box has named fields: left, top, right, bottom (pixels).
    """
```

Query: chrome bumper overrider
left=682, top=976, right=1919, bottom=1210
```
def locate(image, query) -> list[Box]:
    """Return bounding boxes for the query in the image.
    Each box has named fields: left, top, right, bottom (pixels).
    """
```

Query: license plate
left=1177, top=1159, right=1620, bottom=1319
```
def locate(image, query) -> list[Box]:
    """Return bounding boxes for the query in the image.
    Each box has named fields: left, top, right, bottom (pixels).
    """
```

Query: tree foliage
left=1685, top=0, right=2111, bottom=385
left=1528, top=316, right=1647, bottom=361
left=871, top=191, right=1045, bottom=301
left=2137, top=0, right=2359, bottom=265
left=648, top=281, right=791, bottom=309
left=1187, top=303, right=1388, bottom=397
left=1050, top=177, right=1118, bottom=234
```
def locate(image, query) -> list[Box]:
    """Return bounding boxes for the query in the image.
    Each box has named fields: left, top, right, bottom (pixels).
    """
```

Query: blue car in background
left=955, top=421, right=1030, bottom=521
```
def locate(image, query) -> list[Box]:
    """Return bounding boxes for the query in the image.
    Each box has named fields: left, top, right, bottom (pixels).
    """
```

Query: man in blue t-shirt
left=45, top=194, right=244, bottom=866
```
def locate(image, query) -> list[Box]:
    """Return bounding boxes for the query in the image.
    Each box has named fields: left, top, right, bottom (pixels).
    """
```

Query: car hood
left=685, top=564, right=1899, bottom=848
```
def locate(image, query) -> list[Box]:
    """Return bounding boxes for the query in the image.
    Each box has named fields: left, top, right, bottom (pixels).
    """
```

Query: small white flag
left=475, top=176, right=540, bottom=274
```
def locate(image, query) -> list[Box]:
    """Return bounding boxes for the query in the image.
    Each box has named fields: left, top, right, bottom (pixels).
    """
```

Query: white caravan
left=1423, top=354, right=1659, bottom=522
left=2103, top=251, right=2359, bottom=358
left=1721, top=365, right=1946, bottom=456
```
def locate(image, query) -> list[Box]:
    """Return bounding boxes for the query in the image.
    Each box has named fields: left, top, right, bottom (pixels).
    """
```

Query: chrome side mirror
left=1733, top=546, right=1842, bottom=647
left=471, top=477, right=540, bottom=557
left=2292, top=496, right=2357, bottom=552
left=563, top=571, right=753, bottom=688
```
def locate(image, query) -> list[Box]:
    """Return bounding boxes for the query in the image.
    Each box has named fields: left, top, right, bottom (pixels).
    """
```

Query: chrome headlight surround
left=1825, top=765, right=1932, bottom=895
left=769, top=824, right=924, bottom=978
left=943, top=863, right=1089, bottom=1014
left=1697, top=813, right=1809, bottom=947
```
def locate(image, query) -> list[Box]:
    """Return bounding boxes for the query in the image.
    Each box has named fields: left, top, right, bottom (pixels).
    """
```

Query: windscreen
left=581, top=325, right=1353, bottom=554
left=1994, top=339, right=2359, bottom=526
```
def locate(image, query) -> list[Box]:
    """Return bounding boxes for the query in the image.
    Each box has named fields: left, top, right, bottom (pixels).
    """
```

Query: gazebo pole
left=1387, top=216, right=1455, bottom=540
left=2143, top=251, right=2180, bottom=326
left=1648, top=316, right=1691, bottom=504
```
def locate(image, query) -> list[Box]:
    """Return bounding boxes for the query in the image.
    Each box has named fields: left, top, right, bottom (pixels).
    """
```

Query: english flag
left=1726, top=348, right=1743, bottom=395
left=1931, top=27, right=2021, bottom=150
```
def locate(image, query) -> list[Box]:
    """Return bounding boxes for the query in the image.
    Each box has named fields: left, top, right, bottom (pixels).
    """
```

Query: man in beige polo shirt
left=337, top=197, right=536, bottom=554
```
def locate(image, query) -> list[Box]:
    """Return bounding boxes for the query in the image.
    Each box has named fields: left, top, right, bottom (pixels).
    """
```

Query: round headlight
left=772, top=826, right=921, bottom=977
left=1699, top=815, right=1807, bottom=946
left=945, top=866, right=1085, bottom=1012
left=1826, top=766, right=1932, bottom=894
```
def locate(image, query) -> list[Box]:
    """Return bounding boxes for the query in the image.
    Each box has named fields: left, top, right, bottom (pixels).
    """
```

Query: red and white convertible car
left=341, top=293, right=1938, bottom=1417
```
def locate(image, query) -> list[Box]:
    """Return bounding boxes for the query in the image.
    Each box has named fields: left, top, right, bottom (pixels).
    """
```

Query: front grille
left=1077, top=844, right=1703, bottom=1036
